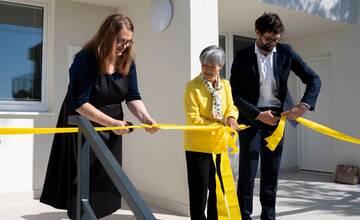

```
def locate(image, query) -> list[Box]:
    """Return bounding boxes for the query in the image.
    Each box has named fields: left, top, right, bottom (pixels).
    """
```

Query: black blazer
left=230, top=43, right=321, bottom=124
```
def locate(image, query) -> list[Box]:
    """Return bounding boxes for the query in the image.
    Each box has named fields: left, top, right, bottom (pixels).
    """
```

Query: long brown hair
left=82, top=14, right=134, bottom=75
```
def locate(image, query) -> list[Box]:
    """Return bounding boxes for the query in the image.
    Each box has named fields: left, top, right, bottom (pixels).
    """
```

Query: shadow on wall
left=252, top=173, right=360, bottom=219
left=262, top=0, right=355, bottom=23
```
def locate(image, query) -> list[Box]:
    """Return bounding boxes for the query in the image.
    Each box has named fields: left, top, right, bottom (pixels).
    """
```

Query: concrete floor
left=1, top=172, right=359, bottom=219
left=253, top=172, right=360, bottom=219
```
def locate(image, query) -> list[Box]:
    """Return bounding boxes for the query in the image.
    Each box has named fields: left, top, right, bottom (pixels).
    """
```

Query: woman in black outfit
left=40, top=14, right=158, bottom=219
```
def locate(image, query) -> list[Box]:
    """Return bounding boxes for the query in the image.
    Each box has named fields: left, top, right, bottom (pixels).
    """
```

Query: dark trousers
left=237, top=113, right=284, bottom=220
left=185, top=151, right=223, bottom=220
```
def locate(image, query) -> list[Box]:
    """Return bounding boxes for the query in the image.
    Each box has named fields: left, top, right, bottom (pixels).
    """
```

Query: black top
left=40, top=50, right=142, bottom=219
left=69, top=50, right=141, bottom=111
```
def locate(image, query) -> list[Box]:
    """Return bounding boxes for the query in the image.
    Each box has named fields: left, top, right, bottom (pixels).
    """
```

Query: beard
left=256, top=40, right=274, bottom=53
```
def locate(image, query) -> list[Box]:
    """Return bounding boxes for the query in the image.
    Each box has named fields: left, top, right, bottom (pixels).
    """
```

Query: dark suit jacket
left=230, top=43, right=321, bottom=125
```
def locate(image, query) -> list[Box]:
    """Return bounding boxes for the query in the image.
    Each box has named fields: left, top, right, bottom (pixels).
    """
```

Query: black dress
left=40, top=50, right=142, bottom=219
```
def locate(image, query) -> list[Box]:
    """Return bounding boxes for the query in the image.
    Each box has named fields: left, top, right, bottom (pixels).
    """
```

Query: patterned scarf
left=200, top=73, right=225, bottom=123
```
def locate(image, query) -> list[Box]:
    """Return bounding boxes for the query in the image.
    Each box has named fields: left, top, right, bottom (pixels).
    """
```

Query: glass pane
left=219, top=35, right=226, bottom=79
left=0, top=1, right=43, bottom=102
left=233, top=35, right=255, bottom=56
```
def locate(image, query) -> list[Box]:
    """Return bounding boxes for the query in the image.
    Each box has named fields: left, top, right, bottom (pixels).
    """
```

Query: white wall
left=281, top=73, right=302, bottom=172
left=0, top=0, right=220, bottom=216
left=190, top=0, right=218, bottom=77
left=288, top=2, right=360, bottom=170
left=0, top=0, right=56, bottom=194
left=119, top=0, right=218, bottom=215
left=0, top=118, right=34, bottom=192
left=34, top=0, right=116, bottom=197
left=118, top=0, right=190, bottom=214
left=282, top=120, right=299, bottom=171
left=0, top=0, right=116, bottom=195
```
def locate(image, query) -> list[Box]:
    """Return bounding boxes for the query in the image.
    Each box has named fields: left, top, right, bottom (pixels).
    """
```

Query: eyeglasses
left=116, top=38, right=134, bottom=48
left=261, top=34, right=281, bottom=44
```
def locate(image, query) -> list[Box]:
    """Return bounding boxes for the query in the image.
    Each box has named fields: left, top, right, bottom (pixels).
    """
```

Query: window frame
left=0, top=0, right=49, bottom=112
left=219, top=32, right=231, bottom=79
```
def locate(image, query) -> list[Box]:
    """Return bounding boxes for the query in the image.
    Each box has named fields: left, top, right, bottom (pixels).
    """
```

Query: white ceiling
left=69, top=0, right=138, bottom=8
left=69, top=0, right=351, bottom=40
left=219, top=0, right=351, bottom=40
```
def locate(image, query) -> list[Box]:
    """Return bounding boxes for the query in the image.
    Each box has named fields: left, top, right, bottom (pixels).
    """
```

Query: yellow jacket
left=183, top=75, right=239, bottom=153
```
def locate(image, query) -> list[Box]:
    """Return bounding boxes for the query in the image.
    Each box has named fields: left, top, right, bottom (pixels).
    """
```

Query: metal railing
left=68, top=116, right=156, bottom=220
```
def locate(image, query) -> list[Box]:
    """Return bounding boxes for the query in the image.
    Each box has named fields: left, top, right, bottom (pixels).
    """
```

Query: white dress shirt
left=255, top=44, right=281, bottom=108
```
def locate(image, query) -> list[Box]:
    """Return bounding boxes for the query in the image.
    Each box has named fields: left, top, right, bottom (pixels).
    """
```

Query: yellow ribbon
left=296, top=117, right=360, bottom=144
left=0, top=126, right=143, bottom=135
left=2, top=118, right=358, bottom=149
left=0, top=123, right=244, bottom=219
left=0, top=123, right=245, bottom=219
left=6, top=118, right=360, bottom=218
left=265, top=116, right=360, bottom=151
left=0, top=124, right=248, bottom=135
left=214, top=152, right=242, bottom=220
left=264, top=116, right=287, bottom=151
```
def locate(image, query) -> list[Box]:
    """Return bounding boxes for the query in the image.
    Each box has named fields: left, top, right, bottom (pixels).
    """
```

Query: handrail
left=68, top=116, right=156, bottom=220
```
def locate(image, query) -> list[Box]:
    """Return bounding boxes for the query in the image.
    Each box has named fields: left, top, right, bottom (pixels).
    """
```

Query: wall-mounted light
left=150, top=0, right=173, bottom=32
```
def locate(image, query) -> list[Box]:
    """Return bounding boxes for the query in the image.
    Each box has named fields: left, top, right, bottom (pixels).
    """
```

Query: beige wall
left=281, top=76, right=300, bottom=171
left=34, top=0, right=116, bottom=197
left=288, top=2, right=360, bottom=170
left=0, top=0, right=116, bottom=195
left=289, top=27, right=360, bottom=169
left=5, top=0, right=358, bottom=214
left=119, top=0, right=218, bottom=215
left=0, top=0, right=55, bottom=194
left=119, top=0, right=190, bottom=214
left=0, top=0, right=220, bottom=215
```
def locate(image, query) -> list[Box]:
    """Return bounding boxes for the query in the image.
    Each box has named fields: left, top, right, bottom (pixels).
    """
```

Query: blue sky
left=0, top=23, right=42, bottom=101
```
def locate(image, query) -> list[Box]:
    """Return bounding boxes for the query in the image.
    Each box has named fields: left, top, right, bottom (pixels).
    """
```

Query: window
left=219, top=34, right=255, bottom=79
left=233, top=35, right=255, bottom=54
left=219, top=35, right=226, bottom=79
left=0, top=0, right=47, bottom=111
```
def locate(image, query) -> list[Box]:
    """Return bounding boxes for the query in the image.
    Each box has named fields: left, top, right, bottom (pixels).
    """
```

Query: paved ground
left=253, top=172, right=360, bottom=220
left=1, top=172, right=359, bottom=219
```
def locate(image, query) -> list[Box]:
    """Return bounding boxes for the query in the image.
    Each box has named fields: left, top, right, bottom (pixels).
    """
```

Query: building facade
left=0, top=0, right=358, bottom=215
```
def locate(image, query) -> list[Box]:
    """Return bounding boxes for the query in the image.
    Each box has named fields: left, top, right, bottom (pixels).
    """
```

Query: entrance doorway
left=299, top=54, right=334, bottom=173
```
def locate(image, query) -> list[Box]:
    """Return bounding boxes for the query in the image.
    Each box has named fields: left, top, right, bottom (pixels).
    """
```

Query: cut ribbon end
left=265, top=116, right=287, bottom=151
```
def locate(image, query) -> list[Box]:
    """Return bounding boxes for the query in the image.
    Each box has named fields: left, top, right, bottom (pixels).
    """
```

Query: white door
left=299, top=54, right=334, bottom=173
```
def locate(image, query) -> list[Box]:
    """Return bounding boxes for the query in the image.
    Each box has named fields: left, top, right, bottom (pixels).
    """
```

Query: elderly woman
left=183, top=45, right=239, bottom=219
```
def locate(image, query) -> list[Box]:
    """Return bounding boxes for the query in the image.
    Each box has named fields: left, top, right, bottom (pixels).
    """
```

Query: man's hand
left=256, top=110, right=280, bottom=126
left=282, top=103, right=309, bottom=120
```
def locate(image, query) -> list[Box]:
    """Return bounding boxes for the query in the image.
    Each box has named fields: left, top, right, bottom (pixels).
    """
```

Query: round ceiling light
left=150, top=0, right=173, bottom=32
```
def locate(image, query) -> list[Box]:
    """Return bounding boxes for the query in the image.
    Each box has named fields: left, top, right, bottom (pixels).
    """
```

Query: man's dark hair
left=255, top=12, right=285, bottom=34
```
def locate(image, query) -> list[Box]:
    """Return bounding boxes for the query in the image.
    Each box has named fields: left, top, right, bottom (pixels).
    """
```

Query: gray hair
left=199, top=45, right=225, bottom=67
